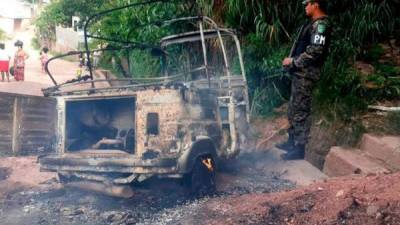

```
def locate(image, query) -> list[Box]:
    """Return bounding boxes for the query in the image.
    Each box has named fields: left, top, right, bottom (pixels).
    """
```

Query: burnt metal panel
left=18, top=96, right=57, bottom=155
left=39, top=152, right=177, bottom=174
left=0, top=94, right=15, bottom=155
left=0, top=92, right=57, bottom=155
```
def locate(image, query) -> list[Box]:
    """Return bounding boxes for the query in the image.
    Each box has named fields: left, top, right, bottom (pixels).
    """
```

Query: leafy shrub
left=387, top=112, right=400, bottom=134
left=35, top=0, right=400, bottom=119
left=0, top=28, right=7, bottom=41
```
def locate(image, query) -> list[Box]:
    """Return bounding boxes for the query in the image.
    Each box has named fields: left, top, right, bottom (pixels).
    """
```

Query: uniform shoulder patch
left=317, top=23, right=326, bottom=33
left=311, top=21, right=328, bottom=45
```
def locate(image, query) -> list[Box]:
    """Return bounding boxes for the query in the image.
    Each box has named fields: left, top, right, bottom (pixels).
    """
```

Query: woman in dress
left=13, top=40, right=29, bottom=81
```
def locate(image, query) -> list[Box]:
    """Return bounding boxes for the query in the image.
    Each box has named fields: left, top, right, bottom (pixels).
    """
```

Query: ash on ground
left=0, top=151, right=295, bottom=225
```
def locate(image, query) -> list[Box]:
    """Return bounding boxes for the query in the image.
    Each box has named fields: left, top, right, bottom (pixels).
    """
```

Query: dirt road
left=2, top=152, right=399, bottom=225
left=0, top=25, right=78, bottom=96
left=0, top=113, right=329, bottom=225
left=0, top=151, right=297, bottom=225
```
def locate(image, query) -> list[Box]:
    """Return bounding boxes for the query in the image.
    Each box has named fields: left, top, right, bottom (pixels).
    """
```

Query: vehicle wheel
left=186, top=156, right=216, bottom=197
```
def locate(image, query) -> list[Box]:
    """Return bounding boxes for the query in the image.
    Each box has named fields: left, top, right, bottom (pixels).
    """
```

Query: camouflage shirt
left=290, top=16, right=331, bottom=80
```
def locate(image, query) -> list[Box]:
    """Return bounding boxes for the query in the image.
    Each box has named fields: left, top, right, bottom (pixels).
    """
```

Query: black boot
left=276, top=135, right=295, bottom=152
left=281, top=144, right=305, bottom=160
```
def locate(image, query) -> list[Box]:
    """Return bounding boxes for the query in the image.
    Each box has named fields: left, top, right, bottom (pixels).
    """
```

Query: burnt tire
left=185, top=156, right=216, bottom=197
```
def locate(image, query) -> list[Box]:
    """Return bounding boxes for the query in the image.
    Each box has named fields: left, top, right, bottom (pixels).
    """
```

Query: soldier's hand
left=282, top=57, right=293, bottom=67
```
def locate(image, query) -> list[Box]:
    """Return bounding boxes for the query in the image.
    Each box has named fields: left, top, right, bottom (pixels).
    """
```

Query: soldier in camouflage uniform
left=278, top=0, right=331, bottom=160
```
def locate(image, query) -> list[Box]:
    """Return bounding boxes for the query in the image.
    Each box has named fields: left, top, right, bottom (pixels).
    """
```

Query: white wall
left=0, top=1, right=32, bottom=19
left=0, top=18, right=14, bottom=35
left=55, top=26, right=84, bottom=51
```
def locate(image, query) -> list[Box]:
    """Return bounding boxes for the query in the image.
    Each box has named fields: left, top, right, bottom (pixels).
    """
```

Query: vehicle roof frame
left=43, top=1, right=247, bottom=100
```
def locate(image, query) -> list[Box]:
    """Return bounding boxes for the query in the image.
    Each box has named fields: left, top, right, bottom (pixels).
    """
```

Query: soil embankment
left=191, top=172, right=400, bottom=225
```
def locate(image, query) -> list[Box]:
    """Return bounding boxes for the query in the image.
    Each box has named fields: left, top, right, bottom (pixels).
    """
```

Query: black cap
left=14, top=40, right=23, bottom=47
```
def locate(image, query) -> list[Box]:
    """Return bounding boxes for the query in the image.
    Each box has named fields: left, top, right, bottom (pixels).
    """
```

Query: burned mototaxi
left=39, top=3, right=249, bottom=197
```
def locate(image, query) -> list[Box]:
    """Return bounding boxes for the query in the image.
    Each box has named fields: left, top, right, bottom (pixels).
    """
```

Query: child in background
left=76, top=63, right=83, bottom=78
left=77, top=52, right=84, bottom=78
left=40, top=47, right=49, bottom=73
left=0, top=43, right=10, bottom=82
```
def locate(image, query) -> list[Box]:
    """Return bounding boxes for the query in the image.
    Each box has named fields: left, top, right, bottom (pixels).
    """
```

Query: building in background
left=0, top=0, right=33, bottom=35
left=55, top=16, right=85, bottom=51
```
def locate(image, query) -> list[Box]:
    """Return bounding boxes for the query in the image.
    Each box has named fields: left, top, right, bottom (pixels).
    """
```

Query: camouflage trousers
left=287, top=75, right=315, bottom=147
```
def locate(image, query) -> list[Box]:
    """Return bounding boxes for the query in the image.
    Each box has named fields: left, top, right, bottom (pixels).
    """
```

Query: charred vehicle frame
left=39, top=1, right=250, bottom=197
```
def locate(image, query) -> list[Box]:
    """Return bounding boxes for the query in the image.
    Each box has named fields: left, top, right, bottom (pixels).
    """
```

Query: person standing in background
left=40, top=47, right=49, bottom=73
left=93, top=50, right=101, bottom=69
left=278, top=0, right=331, bottom=160
left=13, top=40, right=29, bottom=81
left=0, top=43, right=10, bottom=82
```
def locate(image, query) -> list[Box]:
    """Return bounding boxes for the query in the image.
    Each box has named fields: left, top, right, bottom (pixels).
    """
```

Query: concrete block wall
left=323, top=134, right=400, bottom=177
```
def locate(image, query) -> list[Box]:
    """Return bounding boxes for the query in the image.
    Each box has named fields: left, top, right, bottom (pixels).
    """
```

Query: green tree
left=35, top=0, right=108, bottom=43
left=35, top=0, right=196, bottom=77
left=0, top=28, right=7, bottom=41
left=196, top=0, right=400, bottom=116
left=35, top=0, right=400, bottom=116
